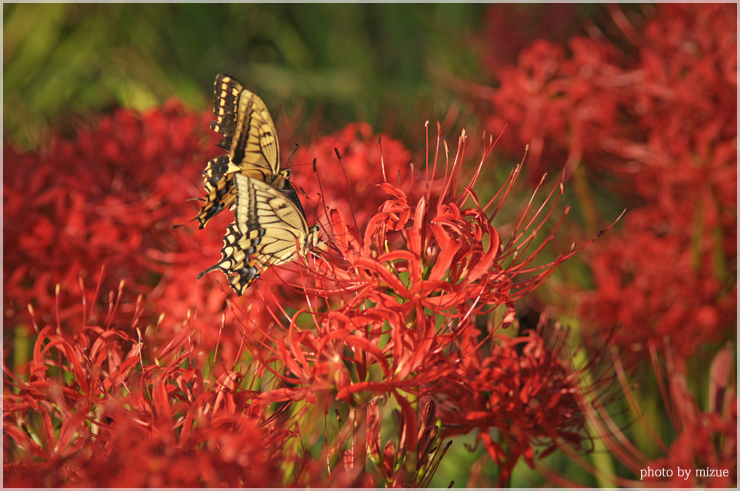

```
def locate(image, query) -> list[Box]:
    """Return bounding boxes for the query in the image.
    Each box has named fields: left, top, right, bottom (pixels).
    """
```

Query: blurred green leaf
left=3, top=4, right=490, bottom=150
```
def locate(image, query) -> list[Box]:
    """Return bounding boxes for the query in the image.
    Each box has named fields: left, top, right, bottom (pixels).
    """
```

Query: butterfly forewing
left=180, top=73, right=293, bottom=229
left=210, top=74, right=244, bottom=152
left=205, top=73, right=280, bottom=182
left=231, top=89, right=280, bottom=179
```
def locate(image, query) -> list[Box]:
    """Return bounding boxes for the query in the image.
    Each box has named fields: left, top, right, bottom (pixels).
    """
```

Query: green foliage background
left=4, top=3, right=494, bottom=151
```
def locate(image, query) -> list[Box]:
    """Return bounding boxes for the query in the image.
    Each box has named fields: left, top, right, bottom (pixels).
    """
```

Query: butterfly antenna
left=334, top=148, right=360, bottom=235
left=311, top=157, right=337, bottom=240
left=285, top=142, right=300, bottom=169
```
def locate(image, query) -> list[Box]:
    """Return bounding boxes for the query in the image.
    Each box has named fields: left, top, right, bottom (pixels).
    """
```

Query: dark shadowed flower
left=543, top=342, right=736, bottom=487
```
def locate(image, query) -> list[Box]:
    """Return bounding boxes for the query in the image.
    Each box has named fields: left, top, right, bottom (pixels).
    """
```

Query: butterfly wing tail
left=197, top=261, right=260, bottom=296
left=196, top=264, right=220, bottom=279
left=229, top=263, right=260, bottom=296
left=196, top=223, right=262, bottom=295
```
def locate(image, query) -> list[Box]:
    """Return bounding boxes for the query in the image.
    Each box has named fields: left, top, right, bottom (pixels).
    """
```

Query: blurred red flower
left=3, top=100, right=228, bottom=333
left=545, top=343, right=736, bottom=487
left=582, top=204, right=735, bottom=358
left=289, top=121, right=415, bottom=232
left=476, top=3, right=737, bottom=359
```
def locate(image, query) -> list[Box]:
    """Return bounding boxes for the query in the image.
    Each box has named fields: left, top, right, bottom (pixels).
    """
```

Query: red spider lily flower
left=437, top=327, right=588, bottom=485
left=484, top=37, right=623, bottom=180
left=581, top=204, right=736, bottom=360
left=227, top=123, right=616, bottom=485
left=475, top=3, right=737, bottom=363
left=597, top=4, right=737, bottom=213
left=3, top=100, right=228, bottom=329
left=289, top=122, right=415, bottom=231
left=583, top=5, right=736, bottom=360
left=543, top=342, right=736, bottom=487
left=480, top=4, right=736, bottom=182
left=575, top=7, right=736, bottom=358
left=629, top=4, right=737, bottom=162
left=3, top=275, right=295, bottom=487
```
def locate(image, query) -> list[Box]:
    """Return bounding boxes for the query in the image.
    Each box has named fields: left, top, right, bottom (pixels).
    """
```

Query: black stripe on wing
left=210, top=74, right=244, bottom=152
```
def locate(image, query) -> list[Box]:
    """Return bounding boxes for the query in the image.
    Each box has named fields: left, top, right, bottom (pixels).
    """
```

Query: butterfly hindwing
left=198, top=174, right=318, bottom=295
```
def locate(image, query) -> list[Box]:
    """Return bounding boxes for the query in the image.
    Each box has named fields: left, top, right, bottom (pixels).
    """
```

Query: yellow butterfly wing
left=206, top=73, right=281, bottom=183
left=198, top=173, right=318, bottom=295
left=180, top=74, right=291, bottom=229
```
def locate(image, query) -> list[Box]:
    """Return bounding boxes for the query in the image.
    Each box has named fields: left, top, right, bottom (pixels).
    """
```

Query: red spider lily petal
left=291, top=122, right=414, bottom=231
left=427, top=222, right=462, bottom=282
left=382, top=439, right=396, bottom=479
left=343, top=335, right=392, bottom=378
left=152, top=375, right=173, bottom=423
left=394, top=390, right=418, bottom=452
left=4, top=425, right=49, bottom=460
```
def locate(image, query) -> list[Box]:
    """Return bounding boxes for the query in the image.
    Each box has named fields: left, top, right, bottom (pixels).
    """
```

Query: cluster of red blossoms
left=3, top=101, right=236, bottom=349
left=4, top=4, right=735, bottom=486
left=4, top=280, right=288, bottom=486
left=4, top=85, right=613, bottom=485
left=477, top=3, right=736, bottom=485
left=254, top=126, right=616, bottom=485
left=479, top=4, right=736, bottom=360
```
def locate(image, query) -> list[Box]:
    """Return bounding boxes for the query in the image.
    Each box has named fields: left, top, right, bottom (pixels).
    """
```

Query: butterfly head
left=308, top=224, right=320, bottom=248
